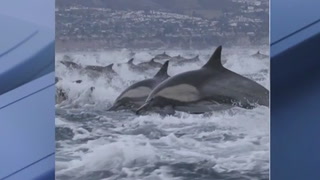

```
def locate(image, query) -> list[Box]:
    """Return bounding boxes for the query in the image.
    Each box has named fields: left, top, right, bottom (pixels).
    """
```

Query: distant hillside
left=56, top=0, right=235, bottom=19
left=56, top=0, right=233, bottom=10
left=56, top=0, right=269, bottom=51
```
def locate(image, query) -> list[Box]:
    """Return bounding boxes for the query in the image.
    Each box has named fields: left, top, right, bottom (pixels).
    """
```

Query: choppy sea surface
left=55, top=46, right=270, bottom=180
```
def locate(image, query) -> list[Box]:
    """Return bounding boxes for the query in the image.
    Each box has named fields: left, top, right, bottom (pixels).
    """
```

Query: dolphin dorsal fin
left=128, top=58, right=134, bottom=64
left=106, top=63, right=114, bottom=69
left=202, top=46, right=223, bottom=69
left=154, top=60, right=169, bottom=78
left=150, top=58, right=155, bottom=62
left=257, top=51, right=260, bottom=54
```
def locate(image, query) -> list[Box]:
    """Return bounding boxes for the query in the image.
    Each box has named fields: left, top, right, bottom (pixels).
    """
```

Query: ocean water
left=55, top=46, right=270, bottom=180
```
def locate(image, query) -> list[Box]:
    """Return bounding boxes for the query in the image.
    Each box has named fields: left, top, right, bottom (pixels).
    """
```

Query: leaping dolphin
left=169, top=55, right=185, bottom=63
left=126, top=58, right=145, bottom=72
left=136, top=46, right=269, bottom=115
left=109, top=61, right=170, bottom=111
left=171, top=55, right=201, bottom=66
left=154, top=52, right=171, bottom=60
left=83, top=63, right=118, bottom=78
left=60, top=61, right=82, bottom=70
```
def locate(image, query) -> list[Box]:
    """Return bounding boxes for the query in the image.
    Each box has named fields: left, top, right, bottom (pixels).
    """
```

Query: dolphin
left=63, top=55, right=73, bottom=61
left=169, top=55, right=185, bottom=63
left=129, top=50, right=135, bottom=57
left=126, top=58, right=145, bottom=72
left=127, top=58, right=134, bottom=65
left=109, top=61, right=170, bottom=111
left=55, top=77, right=62, bottom=84
left=154, top=52, right=171, bottom=60
left=72, top=86, right=96, bottom=106
left=55, top=77, right=66, bottom=104
left=56, top=77, right=83, bottom=84
left=60, top=61, right=82, bottom=70
left=56, top=86, right=95, bottom=105
left=56, top=88, right=68, bottom=104
left=172, top=55, right=201, bottom=66
left=84, top=63, right=115, bottom=73
left=252, top=51, right=269, bottom=59
left=136, top=46, right=269, bottom=115
left=137, top=58, right=163, bottom=69
left=73, top=80, right=83, bottom=84
left=83, top=63, right=118, bottom=78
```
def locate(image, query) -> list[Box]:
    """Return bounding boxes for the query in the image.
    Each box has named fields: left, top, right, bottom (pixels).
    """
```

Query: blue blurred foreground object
left=0, top=13, right=55, bottom=180
left=0, top=15, right=54, bottom=95
left=271, top=0, right=320, bottom=179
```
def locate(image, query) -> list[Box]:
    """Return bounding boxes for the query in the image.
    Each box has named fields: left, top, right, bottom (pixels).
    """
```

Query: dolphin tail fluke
left=154, top=60, right=169, bottom=78
left=202, top=45, right=223, bottom=69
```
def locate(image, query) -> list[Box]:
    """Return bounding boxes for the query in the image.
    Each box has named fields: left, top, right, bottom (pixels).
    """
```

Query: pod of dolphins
left=110, top=46, right=269, bottom=115
left=56, top=46, right=269, bottom=115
